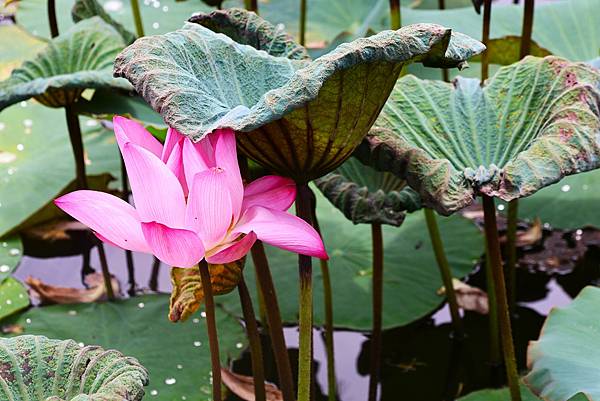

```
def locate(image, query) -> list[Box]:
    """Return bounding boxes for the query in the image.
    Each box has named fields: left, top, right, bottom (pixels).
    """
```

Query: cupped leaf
left=0, top=278, right=29, bottom=320
left=0, top=24, right=46, bottom=81
left=457, top=384, right=540, bottom=401
left=0, top=101, right=120, bottom=237
left=114, top=22, right=484, bottom=181
left=525, top=286, right=600, bottom=401
left=0, top=17, right=131, bottom=110
left=356, top=56, right=600, bottom=214
left=0, top=235, right=23, bottom=281
left=315, top=156, right=421, bottom=226
left=189, top=8, right=310, bottom=60
left=5, top=294, right=247, bottom=400
left=220, top=189, right=483, bottom=330
left=0, top=335, right=148, bottom=400
left=72, top=0, right=137, bottom=44
left=169, top=259, right=245, bottom=322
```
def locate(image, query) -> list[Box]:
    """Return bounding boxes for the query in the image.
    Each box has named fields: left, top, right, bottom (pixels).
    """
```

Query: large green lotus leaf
left=220, top=190, right=482, bottom=330
left=525, top=286, right=600, bottom=401
left=0, top=335, right=148, bottom=400
left=72, top=0, right=137, bottom=44
left=114, top=22, right=484, bottom=181
left=0, top=24, right=46, bottom=81
left=0, top=101, right=120, bottom=237
left=0, top=17, right=131, bottom=110
left=5, top=295, right=247, bottom=401
left=0, top=235, right=23, bottom=282
left=0, top=277, right=29, bottom=321
left=315, top=156, right=421, bottom=226
left=356, top=56, right=600, bottom=214
left=457, top=385, right=540, bottom=401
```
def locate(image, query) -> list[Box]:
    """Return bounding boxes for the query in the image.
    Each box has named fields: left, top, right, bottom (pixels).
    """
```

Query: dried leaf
left=438, top=278, right=488, bottom=314
left=1, top=324, right=24, bottom=334
left=25, top=272, right=120, bottom=304
left=23, top=219, right=88, bottom=241
left=169, top=258, right=245, bottom=322
left=221, top=368, right=283, bottom=401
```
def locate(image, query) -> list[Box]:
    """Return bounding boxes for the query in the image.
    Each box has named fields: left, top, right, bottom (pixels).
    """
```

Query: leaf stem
left=64, top=106, right=88, bottom=190
left=505, top=200, right=519, bottom=314
left=96, top=243, right=115, bottom=301
left=481, top=0, right=492, bottom=84
left=299, top=0, right=307, bottom=45
left=437, top=0, right=449, bottom=82
left=198, top=260, right=222, bottom=401
left=311, top=205, right=337, bottom=401
left=149, top=256, right=160, bottom=292
left=120, top=158, right=136, bottom=296
left=245, top=0, right=258, bottom=13
left=130, top=0, right=145, bottom=37
left=47, top=0, right=59, bottom=38
left=368, top=222, right=384, bottom=401
left=519, top=0, right=534, bottom=59
left=424, top=208, right=464, bottom=338
left=296, top=184, right=314, bottom=401
left=238, top=277, right=266, bottom=401
left=482, top=195, right=522, bottom=401
left=250, top=242, right=296, bottom=401
left=389, top=0, right=401, bottom=30
left=485, top=244, right=501, bottom=368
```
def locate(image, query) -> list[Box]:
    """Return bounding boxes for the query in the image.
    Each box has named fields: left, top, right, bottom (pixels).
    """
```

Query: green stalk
left=130, top=0, right=145, bottom=37
left=198, top=260, right=222, bottom=401
left=481, top=0, right=492, bottom=84
left=296, top=184, right=314, bottom=401
left=299, top=0, right=307, bottom=45
left=251, top=242, right=296, bottom=401
left=238, top=277, right=266, bottom=401
left=424, top=208, right=464, bottom=338
left=311, top=206, right=336, bottom=401
left=485, top=243, right=501, bottom=368
left=482, top=196, right=522, bottom=401
left=505, top=200, right=518, bottom=313
left=389, top=0, right=401, bottom=30
left=368, top=223, right=384, bottom=401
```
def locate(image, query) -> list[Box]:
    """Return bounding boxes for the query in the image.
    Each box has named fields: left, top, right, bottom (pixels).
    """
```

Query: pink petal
left=166, top=140, right=188, bottom=196
left=234, top=206, right=328, bottom=259
left=185, top=168, right=233, bottom=248
left=122, top=142, right=186, bottom=227
left=161, top=127, right=186, bottom=162
left=113, top=116, right=163, bottom=158
left=214, top=129, right=244, bottom=220
left=141, top=222, right=205, bottom=268
left=182, top=138, right=210, bottom=190
left=54, top=190, right=150, bottom=253
left=242, top=175, right=296, bottom=212
left=206, top=231, right=257, bottom=264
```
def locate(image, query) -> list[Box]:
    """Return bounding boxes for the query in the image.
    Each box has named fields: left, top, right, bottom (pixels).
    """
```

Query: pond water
left=13, top=223, right=600, bottom=401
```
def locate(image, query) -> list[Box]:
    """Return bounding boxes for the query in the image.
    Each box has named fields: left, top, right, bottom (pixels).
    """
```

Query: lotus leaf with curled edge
left=355, top=56, right=600, bottom=215
left=114, top=13, right=485, bottom=182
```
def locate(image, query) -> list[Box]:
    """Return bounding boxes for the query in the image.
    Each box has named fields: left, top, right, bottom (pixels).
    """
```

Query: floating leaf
left=526, top=286, right=600, bottom=401
left=190, top=8, right=309, bottom=60
left=316, top=156, right=421, bottom=226
left=72, top=0, right=137, bottom=44
left=356, top=56, right=600, bottom=214
left=114, top=22, right=484, bottom=181
left=0, top=235, right=23, bottom=281
left=220, top=190, right=483, bottom=330
left=0, top=17, right=131, bottom=110
left=26, top=272, right=120, bottom=305
left=4, top=294, right=247, bottom=400
left=169, top=259, right=245, bottom=322
left=0, top=277, right=29, bottom=321
left=0, top=335, right=148, bottom=400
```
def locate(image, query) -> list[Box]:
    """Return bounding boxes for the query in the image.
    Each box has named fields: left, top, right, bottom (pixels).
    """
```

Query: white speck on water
left=181, top=397, right=187, bottom=400
left=78, top=342, right=85, bottom=347
left=561, top=184, right=571, bottom=192
left=18, top=294, right=24, bottom=299
left=23, top=119, right=32, bottom=127
left=152, top=22, right=160, bottom=29
left=162, top=5, right=168, bottom=11
left=16, top=144, right=24, bottom=151
left=137, top=302, right=145, bottom=308
left=583, top=184, right=589, bottom=190
left=25, top=318, right=32, bottom=324
left=193, top=341, right=202, bottom=347
left=68, top=310, right=77, bottom=316
left=176, top=364, right=183, bottom=369
left=153, top=1, right=160, bottom=8
left=1, top=242, right=7, bottom=247
left=200, top=311, right=206, bottom=318
left=497, top=204, right=505, bottom=211
left=143, top=0, right=150, bottom=5
left=7, top=167, right=16, bottom=175
left=165, top=378, right=176, bottom=385
left=85, top=120, right=99, bottom=127
left=8, top=248, right=19, bottom=256
left=6, top=300, right=12, bottom=305
left=235, top=342, right=243, bottom=349
left=192, top=318, right=200, bottom=324
left=576, top=229, right=583, bottom=235
left=103, top=0, right=123, bottom=12
left=20, top=101, right=27, bottom=108
left=150, top=390, right=158, bottom=396
left=0, top=265, right=9, bottom=273
left=0, top=123, right=5, bottom=131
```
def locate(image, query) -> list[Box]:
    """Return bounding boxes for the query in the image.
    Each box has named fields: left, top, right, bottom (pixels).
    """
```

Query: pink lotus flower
left=54, top=116, right=328, bottom=268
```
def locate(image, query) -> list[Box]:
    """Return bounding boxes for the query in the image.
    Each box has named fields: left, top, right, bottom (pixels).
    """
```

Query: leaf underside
left=316, top=156, right=421, bottom=226
left=0, top=335, right=148, bottom=401
left=356, top=56, right=600, bottom=214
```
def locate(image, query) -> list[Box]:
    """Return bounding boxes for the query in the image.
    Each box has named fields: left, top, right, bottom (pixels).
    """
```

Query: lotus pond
left=1, top=0, right=600, bottom=401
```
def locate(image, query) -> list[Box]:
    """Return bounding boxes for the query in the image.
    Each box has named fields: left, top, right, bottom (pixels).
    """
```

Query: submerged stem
left=238, top=277, right=266, bottom=401
left=96, top=243, right=115, bottom=301
left=251, top=242, right=296, bottom=401
left=368, top=223, right=384, bottom=401
left=389, top=0, right=401, bottom=30
left=424, top=208, right=464, bottom=338
left=130, top=0, right=145, bottom=37
left=299, top=0, right=307, bottom=45
left=506, top=200, right=519, bottom=314
left=199, top=260, right=222, bottom=401
left=482, top=196, right=522, bottom=401
left=481, top=0, right=492, bottom=84
left=296, top=184, right=314, bottom=401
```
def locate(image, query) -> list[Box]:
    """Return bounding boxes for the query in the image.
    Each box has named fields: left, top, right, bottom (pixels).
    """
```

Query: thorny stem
left=96, top=243, right=115, bottom=301
left=121, top=158, right=136, bottom=296
left=389, top=0, right=401, bottom=30
left=296, top=184, right=314, bottom=401
left=47, top=0, right=59, bottom=38
left=199, top=260, right=223, bottom=401
left=149, top=257, right=160, bottom=292
left=424, top=208, right=464, bottom=338
left=506, top=200, right=519, bottom=314
left=368, top=223, right=383, bottom=401
left=481, top=0, right=492, bottom=84
left=130, top=0, right=145, bottom=37
left=482, top=196, right=522, bottom=401
left=519, top=0, right=534, bottom=59
left=245, top=0, right=258, bottom=13
left=238, top=277, right=266, bottom=401
left=311, top=204, right=337, bottom=401
left=299, top=0, right=307, bottom=45
left=251, top=241, right=296, bottom=401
